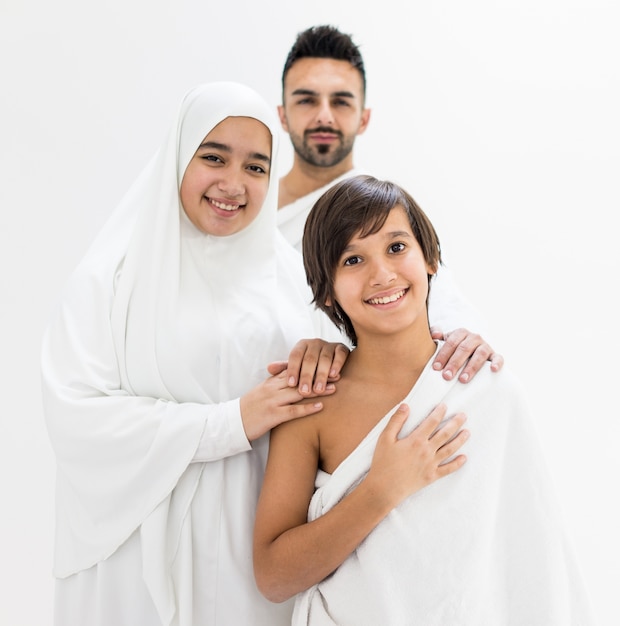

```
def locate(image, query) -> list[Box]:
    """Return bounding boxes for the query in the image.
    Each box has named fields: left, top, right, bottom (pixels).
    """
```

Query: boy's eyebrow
left=340, top=230, right=413, bottom=255
left=386, top=230, right=413, bottom=239
left=197, top=141, right=271, bottom=165
left=291, top=88, right=356, bottom=99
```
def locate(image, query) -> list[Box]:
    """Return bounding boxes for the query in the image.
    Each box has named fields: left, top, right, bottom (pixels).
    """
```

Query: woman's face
left=180, top=116, right=272, bottom=237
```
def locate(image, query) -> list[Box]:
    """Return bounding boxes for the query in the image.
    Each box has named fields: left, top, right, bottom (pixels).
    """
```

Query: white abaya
left=42, top=82, right=337, bottom=626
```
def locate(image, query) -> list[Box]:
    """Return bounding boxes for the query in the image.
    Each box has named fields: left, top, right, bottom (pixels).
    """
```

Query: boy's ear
left=325, top=296, right=332, bottom=306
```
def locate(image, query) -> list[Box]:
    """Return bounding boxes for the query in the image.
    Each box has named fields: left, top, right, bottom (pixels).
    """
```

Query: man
left=276, top=25, right=500, bottom=379
left=277, top=25, right=369, bottom=251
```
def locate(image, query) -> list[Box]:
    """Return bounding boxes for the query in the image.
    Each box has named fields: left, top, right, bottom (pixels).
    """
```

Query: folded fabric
left=293, top=355, right=594, bottom=626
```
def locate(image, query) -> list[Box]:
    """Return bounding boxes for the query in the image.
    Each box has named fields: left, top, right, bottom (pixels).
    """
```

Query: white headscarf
left=42, top=82, right=322, bottom=582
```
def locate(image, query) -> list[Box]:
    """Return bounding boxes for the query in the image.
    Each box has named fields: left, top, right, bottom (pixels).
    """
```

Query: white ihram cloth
left=41, top=82, right=336, bottom=626
left=293, top=345, right=594, bottom=626
left=277, top=169, right=488, bottom=337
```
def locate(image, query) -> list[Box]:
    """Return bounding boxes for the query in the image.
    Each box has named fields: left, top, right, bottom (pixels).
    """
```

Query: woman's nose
left=217, top=170, right=244, bottom=196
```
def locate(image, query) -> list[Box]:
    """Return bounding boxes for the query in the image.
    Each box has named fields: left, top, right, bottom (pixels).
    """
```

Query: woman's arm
left=253, top=403, right=468, bottom=603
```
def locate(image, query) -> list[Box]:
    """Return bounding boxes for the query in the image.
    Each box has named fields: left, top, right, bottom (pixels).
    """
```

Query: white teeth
left=367, top=289, right=406, bottom=305
left=211, top=199, right=240, bottom=211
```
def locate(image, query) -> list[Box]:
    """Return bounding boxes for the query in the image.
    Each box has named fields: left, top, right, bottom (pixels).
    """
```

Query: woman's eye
left=389, top=242, right=405, bottom=254
left=201, top=154, right=222, bottom=163
left=343, top=256, right=361, bottom=266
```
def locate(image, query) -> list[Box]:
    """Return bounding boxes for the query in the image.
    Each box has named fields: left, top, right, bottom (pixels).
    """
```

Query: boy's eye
left=389, top=242, right=405, bottom=254
left=343, top=256, right=362, bottom=266
left=248, top=164, right=268, bottom=174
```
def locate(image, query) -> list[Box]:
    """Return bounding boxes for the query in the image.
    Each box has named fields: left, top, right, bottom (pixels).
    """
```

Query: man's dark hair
left=282, top=25, right=366, bottom=95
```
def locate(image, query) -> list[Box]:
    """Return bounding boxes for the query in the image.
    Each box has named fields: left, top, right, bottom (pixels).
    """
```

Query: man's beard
left=290, top=128, right=355, bottom=168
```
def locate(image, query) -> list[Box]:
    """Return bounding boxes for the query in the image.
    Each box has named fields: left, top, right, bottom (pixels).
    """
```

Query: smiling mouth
left=209, top=198, right=242, bottom=212
left=366, top=289, right=408, bottom=305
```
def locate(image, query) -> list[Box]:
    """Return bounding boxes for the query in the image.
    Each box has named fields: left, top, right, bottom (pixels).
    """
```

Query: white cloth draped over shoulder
left=41, top=82, right=337, bottom=626
left=277, top=169, right=363, bottom=253
left=277, top=169, right=488, bottom=337
left=293, top=344, right=594, bottom=626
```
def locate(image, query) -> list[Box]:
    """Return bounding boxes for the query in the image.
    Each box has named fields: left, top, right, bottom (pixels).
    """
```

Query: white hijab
left=42, top=82, right=321, bottom=579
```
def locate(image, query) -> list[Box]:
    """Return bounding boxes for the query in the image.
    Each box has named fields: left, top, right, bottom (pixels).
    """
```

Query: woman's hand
left=267, top=338, right=350, bottom=397
left=430, top=327, right=504, bottom=383
left=240, top=370, right=336, bottom=442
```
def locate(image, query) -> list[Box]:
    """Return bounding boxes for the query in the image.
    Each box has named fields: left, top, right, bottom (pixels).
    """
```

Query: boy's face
left=329, top=206, right=434, bottom=340
left=279, top=58, right=370, bottom=168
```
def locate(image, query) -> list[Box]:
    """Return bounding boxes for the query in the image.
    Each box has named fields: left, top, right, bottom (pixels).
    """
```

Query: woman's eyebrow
left=197, top=141, right=271, bottom=165
left=198, top=140, right=230, bottom=152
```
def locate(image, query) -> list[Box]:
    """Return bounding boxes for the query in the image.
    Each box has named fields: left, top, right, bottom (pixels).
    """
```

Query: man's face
left=279, top=57, right=370, bottom=168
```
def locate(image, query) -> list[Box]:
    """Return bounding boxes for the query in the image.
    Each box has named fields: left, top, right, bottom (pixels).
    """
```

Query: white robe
left=277, top=169, right=488, bottom=336
left=292, top=346, right=594, bottom=626
left=42, top=82, right=338, bottom=626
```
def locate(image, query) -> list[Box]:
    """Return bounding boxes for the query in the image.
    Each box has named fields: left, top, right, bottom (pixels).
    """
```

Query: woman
left=41, top=82, right=348, bottom=626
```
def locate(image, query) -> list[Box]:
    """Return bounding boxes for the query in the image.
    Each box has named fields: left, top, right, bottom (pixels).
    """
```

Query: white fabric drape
left=293, top=345, right=594, bottom=626
left=42, top=82, right=334, bottom=625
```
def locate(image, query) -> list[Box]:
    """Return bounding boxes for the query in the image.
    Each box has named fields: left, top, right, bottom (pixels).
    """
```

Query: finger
left=438, top=331, right=489, bottom=382
left=309, top=347, right=338, bottom=393
left=279, top=400, right=324, bottom=425
left=429, top=325, right=445, bottom=340
left=292, top=383, right=337, bottom=399
left=429, top=412, right=467, bottom=447
left=326, top=343, right=349, bottom=381
left=285, top=341, right=311, bottom=388
left=381, top=403, right=411, bottom=440
left=296, top=343, right=324, bottom=396
left=436, top=428, right=469, bottom=463
left=436, top=453, right=467, bottom=478
left=489, top=352, right=504, bottom=373
left=432, top=328, right=468, bottom=375
left=411, top=403, right=448, bottom=438
left=267, top=361, right=288, bottom=377
left=456, top=343, right=494, bottom=383
left=310, top=342, right=349, bottom=392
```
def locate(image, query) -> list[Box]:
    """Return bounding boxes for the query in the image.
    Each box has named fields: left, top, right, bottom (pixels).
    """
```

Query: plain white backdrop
left=1, top=1, right=618, bottom=624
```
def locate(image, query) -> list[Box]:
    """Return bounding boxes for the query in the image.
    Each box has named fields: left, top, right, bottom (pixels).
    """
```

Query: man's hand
left=430, top=327, right=504, bottom=383
left=267, top=338, right=350, bottom=396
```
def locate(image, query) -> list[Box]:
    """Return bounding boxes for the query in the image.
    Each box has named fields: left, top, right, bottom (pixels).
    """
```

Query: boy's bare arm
left=253, top=403, right=468, bottom=603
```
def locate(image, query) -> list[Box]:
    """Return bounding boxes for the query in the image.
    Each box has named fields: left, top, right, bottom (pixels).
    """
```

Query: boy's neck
left=345, top=328, right=436, bottom=386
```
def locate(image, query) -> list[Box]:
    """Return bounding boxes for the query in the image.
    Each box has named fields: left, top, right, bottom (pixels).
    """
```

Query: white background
left=1, top=1, right=618, bottom=624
